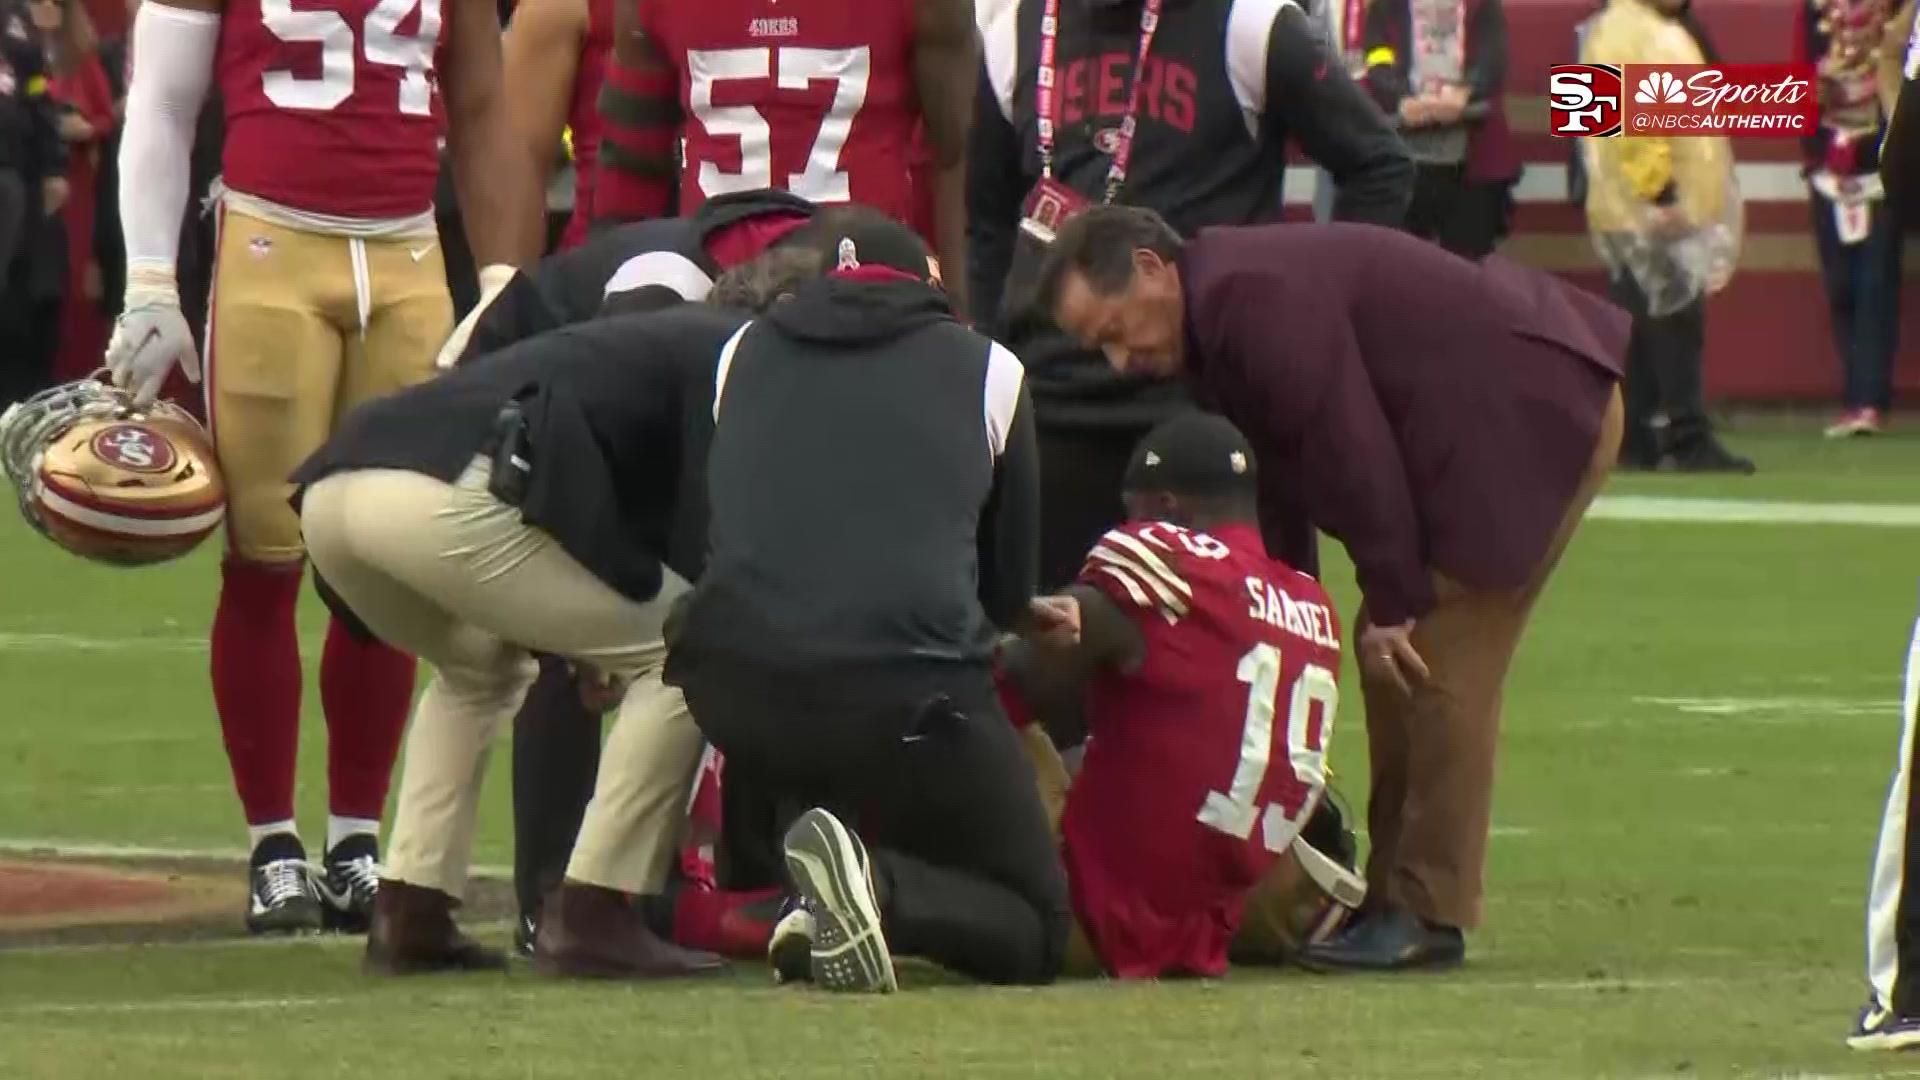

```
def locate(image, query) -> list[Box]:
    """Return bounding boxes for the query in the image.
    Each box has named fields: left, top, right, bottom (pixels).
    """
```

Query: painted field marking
left=1635, top=696, right=1899, bottom=718
left=0, top=632, right=325, bottom=652
left=0, top=837, right=514, bottom=880
left=1589, top=496, right=1920, bottom=527
left=0, top=783, right=229, bottom=797
left=0, top=995, right=349, bottom=1018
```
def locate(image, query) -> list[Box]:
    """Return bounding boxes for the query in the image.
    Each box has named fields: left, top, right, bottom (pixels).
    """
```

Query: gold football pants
left=208, top=207, right=451, bottom=563
left=300, top=459, right=704, bottom=899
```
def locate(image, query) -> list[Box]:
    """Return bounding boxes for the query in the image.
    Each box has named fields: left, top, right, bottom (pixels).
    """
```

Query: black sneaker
left=316, top=835, right=381, bottom=934
left=246, top=835, right=321, bottom=935
left=767, top=895, right=816, bottom=985
left=514, top=912, right=539, bottom=960
left=1666, top=436, right=1756, bottom=474
left=1849, top=1001, right=1920, bottom=1050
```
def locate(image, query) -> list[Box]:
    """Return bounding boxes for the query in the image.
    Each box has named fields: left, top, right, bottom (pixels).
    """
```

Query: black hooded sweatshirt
left=458, top=188, right=818, bottom=360
left=672, top=276, right=1041, bottom=671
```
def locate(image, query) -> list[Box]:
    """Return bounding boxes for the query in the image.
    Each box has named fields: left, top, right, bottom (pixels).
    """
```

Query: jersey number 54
left=261, top=0, right=442, bottom=116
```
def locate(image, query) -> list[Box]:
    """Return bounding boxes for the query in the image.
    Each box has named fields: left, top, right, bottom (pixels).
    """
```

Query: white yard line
left=1589, top=496, right=1920, bottom=527
left=0, top=836, right=513, bottom=880
left=0, top=783, right=230, bottom=797
left=0, top=995, right=350, bottom=1018
left=0, top=633, right=325, bottom=652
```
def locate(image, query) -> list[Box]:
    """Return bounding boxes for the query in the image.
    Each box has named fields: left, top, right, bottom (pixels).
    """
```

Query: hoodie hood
left=690, top=188, right=818, bottom=242
left=763, top=277, right=955, bottom=348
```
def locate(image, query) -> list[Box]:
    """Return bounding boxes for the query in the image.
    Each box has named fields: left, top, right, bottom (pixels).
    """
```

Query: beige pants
left=300, top=459, right=705, bottom=898
left=1360, top=388, right=1625, bottom=930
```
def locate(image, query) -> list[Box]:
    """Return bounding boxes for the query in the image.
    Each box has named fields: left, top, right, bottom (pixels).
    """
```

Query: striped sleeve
left=593, top=0, right=682, bottom=223
left=1078, top=527, right=1195, bottom=624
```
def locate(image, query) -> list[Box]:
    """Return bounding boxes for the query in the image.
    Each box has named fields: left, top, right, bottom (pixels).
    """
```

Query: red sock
left=672, top=885, right=785, bottom=957
left=210, top=558, right=304, bottom=827
left=320, top=616, right=417, bottom=823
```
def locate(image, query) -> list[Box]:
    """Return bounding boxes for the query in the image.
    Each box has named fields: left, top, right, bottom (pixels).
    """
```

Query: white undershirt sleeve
left=119, top=2, right=221, bottom=272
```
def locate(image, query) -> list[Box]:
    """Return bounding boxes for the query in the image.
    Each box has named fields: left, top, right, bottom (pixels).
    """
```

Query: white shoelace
left=258, top=859, right=311, bottom=906
left=333, top=855, right=382, bottom=902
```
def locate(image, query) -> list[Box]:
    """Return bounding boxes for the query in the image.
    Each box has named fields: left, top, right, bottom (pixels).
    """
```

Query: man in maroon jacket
left=1033, top=206, right=1627, bottom=971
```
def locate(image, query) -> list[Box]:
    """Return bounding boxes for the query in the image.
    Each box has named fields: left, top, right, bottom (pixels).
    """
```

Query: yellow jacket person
left=1580, top=0, right=1743, bottom=313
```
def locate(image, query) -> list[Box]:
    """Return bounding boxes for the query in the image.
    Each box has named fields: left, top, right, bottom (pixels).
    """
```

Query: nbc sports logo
left=1634, top=71, right=1689, bottom=105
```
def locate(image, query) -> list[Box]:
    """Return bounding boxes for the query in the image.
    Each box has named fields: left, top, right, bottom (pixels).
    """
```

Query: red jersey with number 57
left=218, top=0, right=449, bottom=219
left=1063, top=520, right=1343, bottom=979
left=642, top=0, right=920, bottom=229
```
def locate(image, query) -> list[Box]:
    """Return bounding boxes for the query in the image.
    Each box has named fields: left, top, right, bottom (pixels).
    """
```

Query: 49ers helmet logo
left=90, top=424, right=178, bottom=473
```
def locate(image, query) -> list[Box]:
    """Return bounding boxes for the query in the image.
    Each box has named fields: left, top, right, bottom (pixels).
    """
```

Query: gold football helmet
left=0, top=378, right=226, bottom=566
left=1232, top=793, right=1369, bottom=963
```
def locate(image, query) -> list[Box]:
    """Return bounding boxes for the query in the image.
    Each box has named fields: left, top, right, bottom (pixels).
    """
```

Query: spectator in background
left=31, top=0, right=113, bottom=385
left=91, top=15, right=125, bottom=324
left=0, top=0, right=67, bottom=406
left=1581, top=0, right=1754, bottom=473
left=1800, top=0, right=1907, bottom=438
left=1362, top=0, right=1520, bottom=258
left=1311, top=0, right=1373, bottom=223
left=75, top=0, right=122, bottom=47
left=969, top=0, right=1412, bottom=591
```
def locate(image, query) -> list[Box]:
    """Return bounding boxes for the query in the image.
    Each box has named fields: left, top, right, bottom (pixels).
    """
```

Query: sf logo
left=1548, top=64, right=1624, bottom=137
left=92, top=424, right=176, bottom=473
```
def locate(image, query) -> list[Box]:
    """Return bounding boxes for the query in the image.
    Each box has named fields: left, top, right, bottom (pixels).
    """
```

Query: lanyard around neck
left=1034, top=0, right=1164, bottom=202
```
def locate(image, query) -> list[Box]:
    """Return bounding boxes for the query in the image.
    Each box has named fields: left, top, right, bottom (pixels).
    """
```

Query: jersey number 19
left=1198, top=643, right=1336, bottom=854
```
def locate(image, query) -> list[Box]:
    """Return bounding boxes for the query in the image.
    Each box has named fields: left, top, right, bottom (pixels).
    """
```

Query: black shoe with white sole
left=317, top=835, right=381, bottom=934
left=514, top=912, right=539, bottom=960
left=246, top=836, right=322, bottom=935
left=781, top=808, right=896, bottom=993
left=1849, top=1001, right=1920, bottom=1050
left=767, top=895, right=816, bottom=985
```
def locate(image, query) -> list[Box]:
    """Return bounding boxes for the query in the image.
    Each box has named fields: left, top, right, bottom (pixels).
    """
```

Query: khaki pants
left=208, top=206, right=451, bottom=563
left=1360, top=388, right=1625, bottom=930
left=300, top=460, right=705, bottom=898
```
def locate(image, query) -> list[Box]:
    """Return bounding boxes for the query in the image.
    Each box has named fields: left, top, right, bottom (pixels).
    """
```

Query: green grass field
left=3, top=418, right=1919, bottom=1079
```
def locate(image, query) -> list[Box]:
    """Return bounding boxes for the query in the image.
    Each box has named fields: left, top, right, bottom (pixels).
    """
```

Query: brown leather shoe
left=363, top=879, right=508, bottom=975
left=533, top=881, right=726, bottom=979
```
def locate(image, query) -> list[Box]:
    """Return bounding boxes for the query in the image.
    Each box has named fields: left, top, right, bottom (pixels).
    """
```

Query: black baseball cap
left=1122, top=412, right=1258, bottom=497
left=790, top=205, right=943, bottom=287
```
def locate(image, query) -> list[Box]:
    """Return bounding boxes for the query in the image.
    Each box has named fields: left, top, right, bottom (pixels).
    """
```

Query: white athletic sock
left=327, top=816, right=381, bottom=854
left=247, top=820, right=299, bottom=854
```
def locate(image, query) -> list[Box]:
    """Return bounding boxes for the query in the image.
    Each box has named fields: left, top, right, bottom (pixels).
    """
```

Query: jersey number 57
left=687, top=46, right=871, bottom=203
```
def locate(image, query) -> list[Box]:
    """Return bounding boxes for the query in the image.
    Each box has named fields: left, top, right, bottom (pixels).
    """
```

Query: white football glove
left=105, top=266, right=200, bottom=406
left=434, top=263, right=518, bottom=371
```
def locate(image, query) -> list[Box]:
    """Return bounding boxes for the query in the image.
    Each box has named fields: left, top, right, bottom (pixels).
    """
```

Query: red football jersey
left=217, top=0, right=449, bottom=218
left=559, top=0, right=614, bottom=248
left=642, top=0, right=921, bottom=231
left=1062, top=520, right=1343, bottom=979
